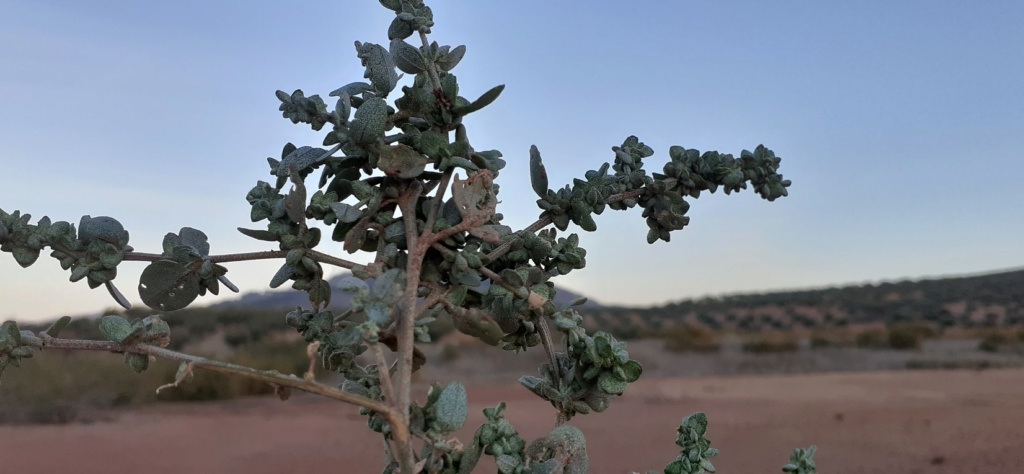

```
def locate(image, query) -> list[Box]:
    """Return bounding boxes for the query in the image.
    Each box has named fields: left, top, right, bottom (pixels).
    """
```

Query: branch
left=122, top=249, right=361, bottom=270
left=394, top=182, right=425, bottom=473
left=21, top=333, right=390, bottom=413
left=418, top=31, right=443, bottom=90
left=484, top=188, right=645, bottom=263
left=423, top=170, right=453, bottom=237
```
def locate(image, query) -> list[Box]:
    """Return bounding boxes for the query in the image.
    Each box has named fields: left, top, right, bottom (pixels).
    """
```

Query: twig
left=122, top=248, right=360, bottom=270
left=394, top=182, right=426, bottom=474
left=423, top=170, right=453, bottom=236
left=484, top=188, right=645, bottom=263
left=23, top=333, right=391, bottom=413
left=373, top=343, right=397, bottom=404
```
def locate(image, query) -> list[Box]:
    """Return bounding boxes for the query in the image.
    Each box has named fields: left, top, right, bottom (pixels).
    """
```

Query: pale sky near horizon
left=2, top=1, right=1023, bottom=323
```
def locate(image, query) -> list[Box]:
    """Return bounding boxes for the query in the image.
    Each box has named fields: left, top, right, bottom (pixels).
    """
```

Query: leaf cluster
left=0, top=0, right=807, bottom=472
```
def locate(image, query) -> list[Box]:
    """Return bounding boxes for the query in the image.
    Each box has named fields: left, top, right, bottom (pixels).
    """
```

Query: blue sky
left=2, top=1, right=1023, bottom=322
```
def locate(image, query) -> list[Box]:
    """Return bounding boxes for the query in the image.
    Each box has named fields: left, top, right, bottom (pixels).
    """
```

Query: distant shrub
left=809, top=329, right=855, bottom=348
left=662, top=326, right=721, bottom=353
left=977, top=328, right=1023, bottom=353
left=855, top=329, right=889, bottom=348
left=880, top=322, right=936, bottom=350
left=887, top=329, right=921, bottom=350
left=741, top=333, right=799, bottom=353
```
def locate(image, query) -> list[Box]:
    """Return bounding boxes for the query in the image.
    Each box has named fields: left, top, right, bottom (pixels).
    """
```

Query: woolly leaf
left=390, top=39, right=427, bottom=74
left=453, top=84, right=504, bottom=116
left=138, top=261, right=201, bottom=311
left=433, top=382, right=468, bottom=432
left=529, top=145, right=549, bottom=198
left=355, top=41, right=400, bottom=97
left=98, top=315, right=134, bottom=343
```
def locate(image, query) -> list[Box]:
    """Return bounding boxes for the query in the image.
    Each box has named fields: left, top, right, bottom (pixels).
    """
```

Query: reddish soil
left=2, top=369, right=1023, bottom=473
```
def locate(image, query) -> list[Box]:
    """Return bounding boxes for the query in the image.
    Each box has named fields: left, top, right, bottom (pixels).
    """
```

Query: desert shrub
left=741, top=333, right=800, bottom=353
left=662, top=326, right=721, bottom=353
left=885, top=322, right=936, bottom=350
left=0, top=0, right=810, bottom=471
left=809, top=329, right=855, bottom=348
left=887, top=328, right=921, bottom=350
left=976, top=328, right=1024, bottom=352
left=0, top=351, right=173, bottom=424
left=856, top=328, right=890, bottom=348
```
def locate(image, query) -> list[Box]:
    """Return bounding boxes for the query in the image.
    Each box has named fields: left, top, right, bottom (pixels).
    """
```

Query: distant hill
left=23, top=267, right=1021, bottom=346
left=581, top=267, right=1024, bottom=337
left=214, top=273, right=603, bottom=311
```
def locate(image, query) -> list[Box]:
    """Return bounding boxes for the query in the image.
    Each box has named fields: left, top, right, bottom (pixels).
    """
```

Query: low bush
left=741, top=333, right=800, bottom=353
left=809, top=329, right=856, bottom=348
left=855, top=328, right=890, bottom=349
left=886, top=322, right=937, bottom=350
left=0, top=337, right=313, bottom=423
left=976, top=328, right=1024, bottom=352
left=662, top=326, right=721, bottom=353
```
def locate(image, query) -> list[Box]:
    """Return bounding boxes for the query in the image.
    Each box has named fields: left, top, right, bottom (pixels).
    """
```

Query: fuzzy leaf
left=124, top=352, right=149, bottom=373
left=378, top=144, right=428, bottom=178
left=78, top=215, right=129, bottom=247
left=433, top=382, right=468, bottom=432
left=237, top=227, right=278, bottom=241
left=269, top=263, right=295, bottom=289
left=390, top=39, right=427, bottom=74
left=597, top=371, right=628, bottom=395
left=529, top=145, right=549, bottom=198
left=330, top=203, right=364, bottom=224
left=348, top=97, right=389, bottom=146
left=138, top=261, right=201, bottom=311
left=105, top=281, right=131, bottom=310
left=329, top=82, right=372, bottom=98
left=435, top=44, right=466, bottom=72
left=453, top=84, right=504, bottom=116
left=98, top=315, right=134, bottom=343
left=44, top=316, right=72, bottom=338
left=355, top=41, right=400, bottom=97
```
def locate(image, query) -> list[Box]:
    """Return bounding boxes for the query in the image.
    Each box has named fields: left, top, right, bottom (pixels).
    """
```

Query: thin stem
left=394, top=181, right=425, bottom=473
left=484, top=188, right=646, bottom=263
left=373, top=343, right=397, bottom=404
left=423, top=170, right=453, bottom=236
left=418, top=31, right=443, bottom=90
left=371, top=342, right=414, bottom=472
left=23, top=333, right=390, bottom=413
left=122, top=249, right=360, bottom=270
left=484, top=216, right=551, bottom=263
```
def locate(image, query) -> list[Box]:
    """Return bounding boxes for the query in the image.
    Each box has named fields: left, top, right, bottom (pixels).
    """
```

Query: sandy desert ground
left=2, top=367, right=1023, bottom=473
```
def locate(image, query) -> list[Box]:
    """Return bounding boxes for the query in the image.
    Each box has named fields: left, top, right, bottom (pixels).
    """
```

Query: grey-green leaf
left=435, top=44, right=466, bottom=72
left=434, top=381, right=468, bottom=432
left=355, top=41, right=400, bottom=97
left=237, top=227, right=278, bottom=241
left=44, top=316, right=72, bottom=338
left=98, top=315, right=133, bottom=343
left=390, top=39, right=427, bottom=74
left=138, top=261, right=201, bottom=311
left=269, top=263, right=295, bottom=289
left=453, top=84, right=505, bottom=116
left=348, top=97, right=389, bottom=146
left=105, top=281, right=131, bottom=310
left=124, top=352, right=149, bottom=373
left=330, top=203, right=364, bottom=224
left=529, top=145, right=549, bottom=198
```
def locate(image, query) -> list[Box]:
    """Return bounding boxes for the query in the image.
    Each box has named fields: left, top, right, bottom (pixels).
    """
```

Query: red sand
left=2, top=369, right=1023, bottom=473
